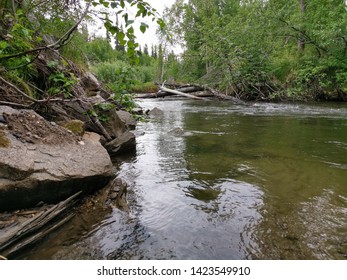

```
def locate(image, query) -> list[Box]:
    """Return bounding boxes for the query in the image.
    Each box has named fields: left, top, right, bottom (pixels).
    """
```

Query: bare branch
left=0, top=101, right=30, bottom=108
left=0, top=76, right=37, bottom=102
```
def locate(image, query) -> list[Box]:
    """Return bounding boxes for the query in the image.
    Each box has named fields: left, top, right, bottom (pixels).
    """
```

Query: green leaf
left=126, top=20, right=135, bottom=26
left=24, top=56, right=31, bottom=63
left=127, top=40, right=134, bottom=49
left=104, top=21, right=112, bottom=30
left=110, top=2, right=118, bottom=9
left=47, top=60, right=59, bottom=68
left=140, top=25, right=146, bottom=34
left=0, top=41, right=8, bottom=50
left=157, top=19, right=166, bottom=29
left=117, top=32, right=125, bottom=40
left=127, top=26, right=134, bottom=35
left=108, top=26, right=118, bottom=35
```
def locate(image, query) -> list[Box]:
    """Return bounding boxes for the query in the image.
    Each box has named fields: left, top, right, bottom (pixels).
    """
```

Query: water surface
left=23, top=99, right=347, bottom=260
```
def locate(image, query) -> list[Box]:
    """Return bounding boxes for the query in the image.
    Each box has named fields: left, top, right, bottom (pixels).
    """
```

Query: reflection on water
left=22, top=100, right=347, bottom=260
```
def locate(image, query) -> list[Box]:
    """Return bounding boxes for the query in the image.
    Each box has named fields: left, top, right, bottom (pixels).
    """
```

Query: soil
left=3, top=110, right=80, bottom=145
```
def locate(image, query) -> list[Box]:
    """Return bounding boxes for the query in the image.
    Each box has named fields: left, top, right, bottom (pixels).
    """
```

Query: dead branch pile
left=135, top=82, right=245, bottom=105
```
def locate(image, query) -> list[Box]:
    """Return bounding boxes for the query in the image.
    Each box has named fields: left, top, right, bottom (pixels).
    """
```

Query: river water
left=23, top=99, right=347, bottom=260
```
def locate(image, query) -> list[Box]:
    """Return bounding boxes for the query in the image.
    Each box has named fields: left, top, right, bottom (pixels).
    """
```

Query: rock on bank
left=0, top=106, right=113, bottom=212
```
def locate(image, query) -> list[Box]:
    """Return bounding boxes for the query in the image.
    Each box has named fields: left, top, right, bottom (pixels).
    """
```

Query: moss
left=0, top=130, right=11, bottom=148
left=62, top=120, right=85, bottom=136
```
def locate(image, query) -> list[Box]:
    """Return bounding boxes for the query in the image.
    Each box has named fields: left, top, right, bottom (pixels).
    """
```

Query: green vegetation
left=0, top=0, right=164, bottom=113
left=1, top=0, right=345, bottom=105
left=160, top=0, right=347, bottom=101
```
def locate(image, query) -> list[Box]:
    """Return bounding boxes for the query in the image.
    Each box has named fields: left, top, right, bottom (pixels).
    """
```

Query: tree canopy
left=161, top=0, right=347, bottom=101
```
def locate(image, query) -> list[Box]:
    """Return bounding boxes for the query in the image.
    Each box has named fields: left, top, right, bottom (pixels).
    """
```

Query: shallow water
left=23, top=99, right=347, bottom=260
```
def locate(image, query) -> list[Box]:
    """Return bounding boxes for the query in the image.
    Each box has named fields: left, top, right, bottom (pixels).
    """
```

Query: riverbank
left=0, top=101, right=137, bottom=258
left=133, top=82, right=347, bottom=104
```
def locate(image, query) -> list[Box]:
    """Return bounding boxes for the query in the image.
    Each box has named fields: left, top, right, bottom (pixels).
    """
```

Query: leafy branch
left=0, top=2, right=92, bottom=62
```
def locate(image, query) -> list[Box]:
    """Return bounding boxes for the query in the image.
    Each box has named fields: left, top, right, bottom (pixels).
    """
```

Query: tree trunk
left=160, top=86, right=210, bottom=101
left=298, top=0, right=306, bottom=51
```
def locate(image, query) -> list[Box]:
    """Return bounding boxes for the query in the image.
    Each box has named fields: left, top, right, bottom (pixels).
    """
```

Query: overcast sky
left=90, top=0, right=178, bottom=50
left=135, top=0, right=177, bottom=48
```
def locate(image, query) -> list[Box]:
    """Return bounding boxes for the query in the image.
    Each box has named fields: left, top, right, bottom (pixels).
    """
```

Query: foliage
left=161, top=0, right=347, bottom=101
left=91, top=60, right=138, bottom=110
left=131, top=81, right=158, bottom=93
left=0, top=0, right=166, bottom=114
left=47, top=71, right=77, bottom=98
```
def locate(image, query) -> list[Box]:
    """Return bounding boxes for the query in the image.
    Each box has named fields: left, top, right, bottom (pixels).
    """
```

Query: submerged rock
left=0, top=106, right=113, bottom=212
left=107, top=178, right=129, bottom=212
left=148, top=107, right=164, bottom=116
left=169, top=127, right=184, bottom=136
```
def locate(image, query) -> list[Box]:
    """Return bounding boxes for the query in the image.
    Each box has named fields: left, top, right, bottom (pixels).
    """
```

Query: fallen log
left=176, top=86, right=205, bottom=93
left=3, top=213, right=75, bottom=258
left=149, top=82, right=246, bottom=103
left=159, top=86, right=210, bottom=101
left=204, top=86, right=246, bottom=105
left=135, top=91, right=173, bottom=99
left=0, top=191, right=82, bottom=258
left=190, top=91, right=214, bottom=98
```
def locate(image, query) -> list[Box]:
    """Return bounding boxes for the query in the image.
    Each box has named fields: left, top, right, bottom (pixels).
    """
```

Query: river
left=22, top=99, right=347, bottom=260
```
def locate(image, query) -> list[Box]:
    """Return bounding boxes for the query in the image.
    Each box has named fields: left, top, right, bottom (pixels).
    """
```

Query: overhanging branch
left=0, top=2, right=91, bottom=62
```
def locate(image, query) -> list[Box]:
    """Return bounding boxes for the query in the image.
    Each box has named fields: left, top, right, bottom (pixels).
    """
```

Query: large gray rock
left=116, top=110, right=136, bottom=130
left=81, top=72, right=101, bottom=97
left=102, top=108, right=127, bottom=139
left=148, top=107, right=164, bottom=116
left=0, top=107, right=113, bottom=211
left=105, top=131, right=136, bottom=157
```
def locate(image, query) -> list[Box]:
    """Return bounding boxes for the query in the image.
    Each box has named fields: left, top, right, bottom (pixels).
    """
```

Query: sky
left=90, top=0, right=178, bottom=51
left=134, top=0, right=177, bottom=48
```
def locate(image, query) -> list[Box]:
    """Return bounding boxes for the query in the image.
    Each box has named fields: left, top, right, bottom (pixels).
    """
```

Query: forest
left=1, top=0, right=346, bottom=109
left=1, top=0, right=347, bottom=261
left=161, top=0, right=347, bottom=101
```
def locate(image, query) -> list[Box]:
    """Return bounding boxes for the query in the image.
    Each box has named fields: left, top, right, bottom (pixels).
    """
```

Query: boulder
left=101, top=108, right=127, bottom=139
left=105, top=131, right=136, bottom=157
left=116, top=110, right=136, bottom=130
left=148, top=107, right=164, bottom=116
left=169, top=127, right=184, bottom=136
left=0, top=106, right=113, bottom=212
left=81, top=72, right=101, bottom=97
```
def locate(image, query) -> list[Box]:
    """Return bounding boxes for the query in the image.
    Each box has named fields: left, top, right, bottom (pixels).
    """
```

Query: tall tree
left=298, top=0, right=306, bottom=51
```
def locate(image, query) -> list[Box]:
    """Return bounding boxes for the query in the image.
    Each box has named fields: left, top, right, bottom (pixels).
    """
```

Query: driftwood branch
left=4, top=213, right=75, bottom=258
left=135, top=91, right=173, bottom=99
left=202, top=86, right=246, bottom=104
left=145, top=82, right=245, bottom=104
left=0, top=191, right=82, bottom=258
left=159, top=86, right=210, bottom=101
left=0, top=76, right=37, bottom=102
left=0, top=101, right=31, bottom=108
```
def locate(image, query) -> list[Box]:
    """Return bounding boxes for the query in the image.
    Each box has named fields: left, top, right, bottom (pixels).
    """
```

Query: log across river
left=17, top=99, right=347, bottom=260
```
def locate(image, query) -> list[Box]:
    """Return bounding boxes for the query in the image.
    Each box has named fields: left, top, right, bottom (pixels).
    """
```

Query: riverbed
left=22, top=99, right=347, bottom=260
